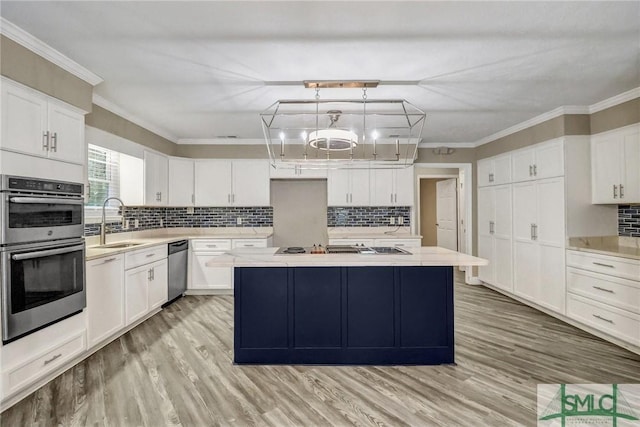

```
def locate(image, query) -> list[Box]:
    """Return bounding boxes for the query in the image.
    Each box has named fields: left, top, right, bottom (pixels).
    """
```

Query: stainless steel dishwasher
left=167, top=240, right=188, bottom=304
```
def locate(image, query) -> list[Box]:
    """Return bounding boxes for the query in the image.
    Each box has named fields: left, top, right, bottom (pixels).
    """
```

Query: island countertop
left=207, top=246, right=488, bottom=267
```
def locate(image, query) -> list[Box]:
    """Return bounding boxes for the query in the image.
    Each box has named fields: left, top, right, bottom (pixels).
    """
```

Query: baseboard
left=185, top=289, right=233, bottom=296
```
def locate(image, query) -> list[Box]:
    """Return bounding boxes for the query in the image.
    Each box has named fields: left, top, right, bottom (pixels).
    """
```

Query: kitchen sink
left=98, top=242, right=144, bottom=249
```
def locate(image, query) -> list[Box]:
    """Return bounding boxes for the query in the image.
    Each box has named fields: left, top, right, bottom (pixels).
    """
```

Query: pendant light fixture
left=261, top=80, right=425, bottom=169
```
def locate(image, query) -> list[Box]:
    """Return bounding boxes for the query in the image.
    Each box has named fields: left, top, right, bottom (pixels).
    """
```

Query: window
left=86, top=144, right=121, bottom=218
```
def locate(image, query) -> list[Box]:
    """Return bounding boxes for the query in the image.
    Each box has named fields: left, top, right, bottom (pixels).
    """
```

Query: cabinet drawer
left=2, top=332, right=85, bottom=397
left=232, top=239, right=268, bottom=249
left=125, top=245, right=167, bottom=270
left=567, top=267, right=640, bottom=314
left=192, top=239, right=232, bottom=252
left=374, top=238, right=421, bottom=248
left=566, top=250, right=640, bottom=281
left=567, top=293, right=640, bottom=345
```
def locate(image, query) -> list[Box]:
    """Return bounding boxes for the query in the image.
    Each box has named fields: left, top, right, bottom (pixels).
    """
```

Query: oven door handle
left=9, top=197, right=84, bottom=205
left=12, top=244, right=85, bottom=261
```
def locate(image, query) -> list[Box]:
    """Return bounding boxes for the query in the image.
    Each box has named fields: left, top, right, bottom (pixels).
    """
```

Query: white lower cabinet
left=124, top=245, right=168, bottom=325
left=512, top=177, right=566, bottom=314
left=125, top=264, right=151, bottom=325
left=86, top=255, right=125, bottom=348
left=125, top=258, right=167, bottom=325
left=189, top=238, right=270, bottom=291
left=190, top=254, right=232, bottom=290
left=566, top=250, right=640, bottom=347
left=477, top=184, right=513, bottom=292
left=1, top=313, right=86, bottom=402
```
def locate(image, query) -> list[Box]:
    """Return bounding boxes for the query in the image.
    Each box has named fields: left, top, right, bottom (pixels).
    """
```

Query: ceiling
left=1, top=1, right=639, bottom=145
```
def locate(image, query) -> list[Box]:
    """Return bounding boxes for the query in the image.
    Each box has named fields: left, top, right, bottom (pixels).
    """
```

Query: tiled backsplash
left=619, top=205, right=640, bottom=237
left=85, top=206, right=274, bottom=236
left=328, top=206, right=411, bottom=227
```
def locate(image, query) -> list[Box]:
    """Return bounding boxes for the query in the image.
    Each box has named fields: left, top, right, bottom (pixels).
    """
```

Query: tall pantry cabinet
left=477, top=137, right=616, bottom=315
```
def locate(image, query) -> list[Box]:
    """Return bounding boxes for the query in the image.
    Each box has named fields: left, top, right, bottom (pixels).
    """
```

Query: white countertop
left=567, top=236, right=640, bottom=261
left=85, top=229, right=273, bottom=261
left=207, top=247, right=487, bottom=268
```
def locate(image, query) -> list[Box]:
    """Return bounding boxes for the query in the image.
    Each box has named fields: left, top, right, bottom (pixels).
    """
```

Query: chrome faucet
left=101, top=197, right=125, bottom=245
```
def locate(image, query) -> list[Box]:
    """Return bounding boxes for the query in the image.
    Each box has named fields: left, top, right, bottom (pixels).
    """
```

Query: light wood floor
left=2, top=272, right=640, bottom=426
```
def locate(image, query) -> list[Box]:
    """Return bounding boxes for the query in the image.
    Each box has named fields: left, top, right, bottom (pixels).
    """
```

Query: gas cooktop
left=274, top=245, right=411, bottom=255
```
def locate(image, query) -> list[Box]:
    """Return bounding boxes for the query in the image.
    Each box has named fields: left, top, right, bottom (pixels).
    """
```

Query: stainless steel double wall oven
left=1, top=175, right=86, bottom=343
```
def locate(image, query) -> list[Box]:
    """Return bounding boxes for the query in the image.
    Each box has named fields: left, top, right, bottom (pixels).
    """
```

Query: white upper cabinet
left=47, top=101, right=85, bottom=164
left=232, top=160, right=270, bottom=206
left=512, top=139, right=564, bottom=183
left=370, top=166, right=414, bottom=206
left=1, top=78, right=85, bottom=165
left=328, top=168, right=370, bottom=206
left=168, top=157, right=195, bottom=206
left=144, top=150, right=169, bottom=206
left=194, top=159, right=270, bottom=206
left=591, top=125, right=640, bottom=204
left=477, top=153, right=511, bottom=187
left=195, top=160, right=231, bottom=206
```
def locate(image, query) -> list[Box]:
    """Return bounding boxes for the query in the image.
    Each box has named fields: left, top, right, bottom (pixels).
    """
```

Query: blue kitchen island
left=226, top=247, right=487, bottom=365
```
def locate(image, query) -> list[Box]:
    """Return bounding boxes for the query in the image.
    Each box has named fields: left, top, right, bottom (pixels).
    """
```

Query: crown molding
left=589, top=87, right=640, bottom=114
left=92, top=94, right=178, bottom=143
left=0, top=18, right=103, bottom=86
left=177, top=138, right=265, bottom=145
left=473, top=106, right=590, bottom=147
left=474, top=86, right=640, bottom=147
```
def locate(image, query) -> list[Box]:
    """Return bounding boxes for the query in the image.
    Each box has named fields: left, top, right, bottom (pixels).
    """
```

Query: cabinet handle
left=350, top=193, right=353, bottom=203
left=151, top=268, right=154, bottom=281
left=613, top=185, right=618, bottom=199
left=489, top=221, right=494, bottom=234
left=244, top=244, right=254, bottom=247
left=533, top=224, right=538, bottom=240
left=529, top=165, right=533, bottom=176
left=620, top=184, right=624, bottom=198
left=530, top=224, right=535, bottom=240
left=533, top=164, right=537, bottom=176
left=148, top=269, right=152, bottom=281
left=592, top=314, right=614, bottom=324
left=592, top=262, right=615, bottom=268
left=394, top=193, right=397, bottom=203
left=488, top=173, right=494, bottom=183
left=390, top=193, right=393, bottom=203
left=159, top=192, right=162, bottom=201
left=50, top=132, right=58, bottom=152
left=228, top=194, right=231, bottom=203
left=593, top=286, right=614, bottom=294
left=99, top=257, right=118, bottom=264
left=42, top=131, right=50, bottom=151
left=43, top=353, right=62, bottom=366
left=206, top=244, right=218, bottom=248
left=192, top=194, right=195, bottom=204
